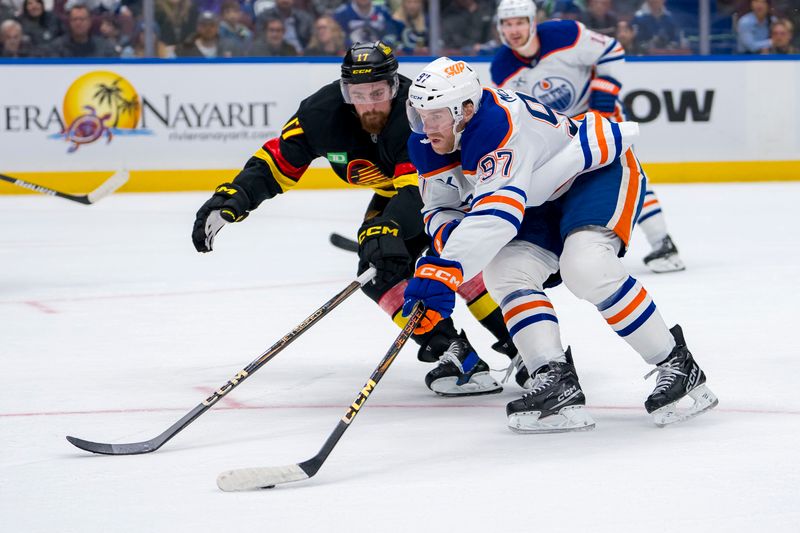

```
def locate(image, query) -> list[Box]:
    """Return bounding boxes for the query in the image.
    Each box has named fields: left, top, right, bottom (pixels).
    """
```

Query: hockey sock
left=561, top=228, right=675, bottom=364
left=595, top=275, right=675, bottom=364
left=377, top=279, right=410, bottom=328
left=637, top=190, right=668, bottom=247
left=499, top=288, right=564, bottom=371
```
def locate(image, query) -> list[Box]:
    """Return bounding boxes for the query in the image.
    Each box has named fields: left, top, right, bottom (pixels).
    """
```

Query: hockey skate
left=506, top=352, right=595, bottom=433
left=425, top=333, right=502, bottom=397
left=643, top=235, right=685, bottom=273
left=644, top=325, right=718, bottom=427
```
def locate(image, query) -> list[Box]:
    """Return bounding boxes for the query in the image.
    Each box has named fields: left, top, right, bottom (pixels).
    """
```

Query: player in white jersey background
left=490, top=0, right=685, bottom=273
left=400, top=57, right=717, bottom=433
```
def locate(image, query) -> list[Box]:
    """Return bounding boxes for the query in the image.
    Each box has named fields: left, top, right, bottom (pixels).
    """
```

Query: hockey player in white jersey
left=402, top=57, right=717, bottom=432
left=491, top=0, right=684, bottom=273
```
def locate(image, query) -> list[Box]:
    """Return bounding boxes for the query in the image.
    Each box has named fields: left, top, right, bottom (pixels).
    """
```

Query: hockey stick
left=0, top=170, right=129, bottom=205
left=329, top=232, right=358, bottom=253
left=216, top=301, right=425, bottom=491
left=66, top=267, right=377, bottom=455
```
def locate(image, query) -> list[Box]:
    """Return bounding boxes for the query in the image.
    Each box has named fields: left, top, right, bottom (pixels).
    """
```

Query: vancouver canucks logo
left=346, top=159, right=392, bottom=187
left=532, top=76, right=575, bottom=113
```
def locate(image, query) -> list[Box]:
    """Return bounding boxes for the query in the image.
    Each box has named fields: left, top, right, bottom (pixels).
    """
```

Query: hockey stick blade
left=0, top=170, right=129, bottom=205
left=329, top=232, right=358, bottom=253
left=66, top=435, right=160, bottom=455
left=66, top=268, right=377, bottom=456
left=216, top=303, right=425, bottom=491
left=86, top=169, right=129, bottom=203
left=217, top=464, right=309, bottom=491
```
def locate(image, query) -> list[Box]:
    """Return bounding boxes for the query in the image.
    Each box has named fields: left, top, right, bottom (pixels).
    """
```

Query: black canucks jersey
left=229, top=75, right=422, bottom=238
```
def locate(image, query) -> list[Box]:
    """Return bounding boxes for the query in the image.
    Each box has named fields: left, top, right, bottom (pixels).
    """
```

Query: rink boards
left=0, top=56, right=798, bottom=195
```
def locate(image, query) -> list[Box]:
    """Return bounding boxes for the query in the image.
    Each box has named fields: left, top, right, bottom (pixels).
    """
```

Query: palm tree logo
left=92, top=77, right=140, bottom=129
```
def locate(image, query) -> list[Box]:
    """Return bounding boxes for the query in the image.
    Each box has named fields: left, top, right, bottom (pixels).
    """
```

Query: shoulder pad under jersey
left=537, top=19, right=582, bottom=60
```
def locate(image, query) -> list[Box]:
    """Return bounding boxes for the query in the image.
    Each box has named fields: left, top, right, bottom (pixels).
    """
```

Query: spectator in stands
left=441, top=0, right=493, bottom=54
left=120, top=21, right=169, bottom=57
left=258, top=0, right=313, bottom=51
left=767, top=17, right=796, bottom=53
left=393, top=0, right=427, bottom=53
left=615, top=18, right=642, bottom=55
left=1, top=18, right=34, bottom=56
left=736, top=0, right=775, bottom=53
left=248, top=15, right=298, bottom=55
left=218, top=0, right=252, bottom=46
left=98, top=13, right=126, bottom=55
left=16, top=0, right=62, bottom=48
left=582, top=0, right=618, bottom=36
left=632, top=0, right=681, bottom=53
left=176, top=10, right=241, bottom=57
left=155, top=0, right=199, bottom=50
left=333, top=0, right=401, bottom=47
left=44, top=3, right=117, bottom=56
left=304, top=13, right=344, bottom=55
left=771, top=1, right=800, bottom=48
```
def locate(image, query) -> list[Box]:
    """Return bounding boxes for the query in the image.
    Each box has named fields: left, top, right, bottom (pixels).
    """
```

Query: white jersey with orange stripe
left=490, top=20, right=625, bottom=118
left=408, top=87, right=639, bottom=281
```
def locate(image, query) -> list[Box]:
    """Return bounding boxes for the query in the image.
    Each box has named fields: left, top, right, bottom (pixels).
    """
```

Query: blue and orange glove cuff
left=413, top=256, right=463, bottom=292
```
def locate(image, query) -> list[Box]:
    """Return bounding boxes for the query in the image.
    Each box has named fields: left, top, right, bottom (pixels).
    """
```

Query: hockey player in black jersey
left=192, top=41, right=515, bottom=396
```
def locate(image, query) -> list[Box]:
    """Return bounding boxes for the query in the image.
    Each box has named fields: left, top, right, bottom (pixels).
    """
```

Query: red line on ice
left=193, top=386, right=248, bottom=409
left=23, top=300, right=59, bottom=314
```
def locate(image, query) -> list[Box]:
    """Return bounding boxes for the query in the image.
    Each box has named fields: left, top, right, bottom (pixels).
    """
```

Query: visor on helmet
left=406, top=102, right=456, bottom=135
left=340, top=77, right=399, bottom=105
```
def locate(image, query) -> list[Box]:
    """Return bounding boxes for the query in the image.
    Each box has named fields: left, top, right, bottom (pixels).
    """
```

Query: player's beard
left=359, top=110, right=390, bottom=135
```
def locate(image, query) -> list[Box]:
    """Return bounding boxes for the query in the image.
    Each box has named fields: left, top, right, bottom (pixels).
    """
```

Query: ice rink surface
left=1, top=183, right=798, bottom=532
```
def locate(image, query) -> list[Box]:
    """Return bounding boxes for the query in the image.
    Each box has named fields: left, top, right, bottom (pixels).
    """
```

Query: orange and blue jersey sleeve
left=536, top=20, right=582, bottom=60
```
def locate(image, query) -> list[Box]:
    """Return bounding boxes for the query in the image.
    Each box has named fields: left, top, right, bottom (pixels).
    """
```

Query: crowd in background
left=0, top=0, right=798, bottom=58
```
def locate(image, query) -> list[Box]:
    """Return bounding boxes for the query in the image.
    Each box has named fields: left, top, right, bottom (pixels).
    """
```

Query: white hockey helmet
left=406, top=57, right=482, bottom=151
left=496, top=0, right=538, bottom=48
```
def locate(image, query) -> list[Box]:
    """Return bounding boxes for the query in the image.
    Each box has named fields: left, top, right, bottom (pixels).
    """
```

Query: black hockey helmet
left=340, top=41, right=400, bottom=104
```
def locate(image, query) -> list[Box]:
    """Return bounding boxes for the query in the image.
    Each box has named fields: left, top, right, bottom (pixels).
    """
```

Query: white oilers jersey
left=408, top=87, right=638, bottom=280
left=490, top=20, right=625, bottom=117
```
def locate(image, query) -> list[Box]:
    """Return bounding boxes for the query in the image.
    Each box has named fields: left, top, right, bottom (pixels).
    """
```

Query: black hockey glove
left=357, top=217, right=412, bottom=287
left=192, top=183, right=251, bottom=253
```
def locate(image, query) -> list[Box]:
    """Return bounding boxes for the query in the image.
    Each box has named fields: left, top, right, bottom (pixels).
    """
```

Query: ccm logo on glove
left=416, top=265, right=462, bottom=291
left=358, top=225, right=399, bottom=244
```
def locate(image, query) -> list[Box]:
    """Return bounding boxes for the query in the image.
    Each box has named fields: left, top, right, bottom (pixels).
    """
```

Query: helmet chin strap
left=447, top=114, right=466, bottom=154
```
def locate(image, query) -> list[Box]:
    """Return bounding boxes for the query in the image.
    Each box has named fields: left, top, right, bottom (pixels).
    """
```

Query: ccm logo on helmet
left=419, top=266, right=460, bottom=287
left=444, top=61, right=466, bottom=77
left=352, top=68, right=373, bottom=74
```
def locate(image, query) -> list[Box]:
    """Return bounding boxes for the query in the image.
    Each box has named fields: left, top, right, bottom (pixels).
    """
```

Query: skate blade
left=652, top=384, right=718, bottom=427
left=508, top=405, right=596, bottom=434
left=645, top=254, right=686, bottom=273
left=431, top=372, right=502, bottom=397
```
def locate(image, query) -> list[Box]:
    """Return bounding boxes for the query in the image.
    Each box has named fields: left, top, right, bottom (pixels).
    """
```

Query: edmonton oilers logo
left=51, top=70, right=151, bottom=153
left=532, top=77, right=575, bottom=113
